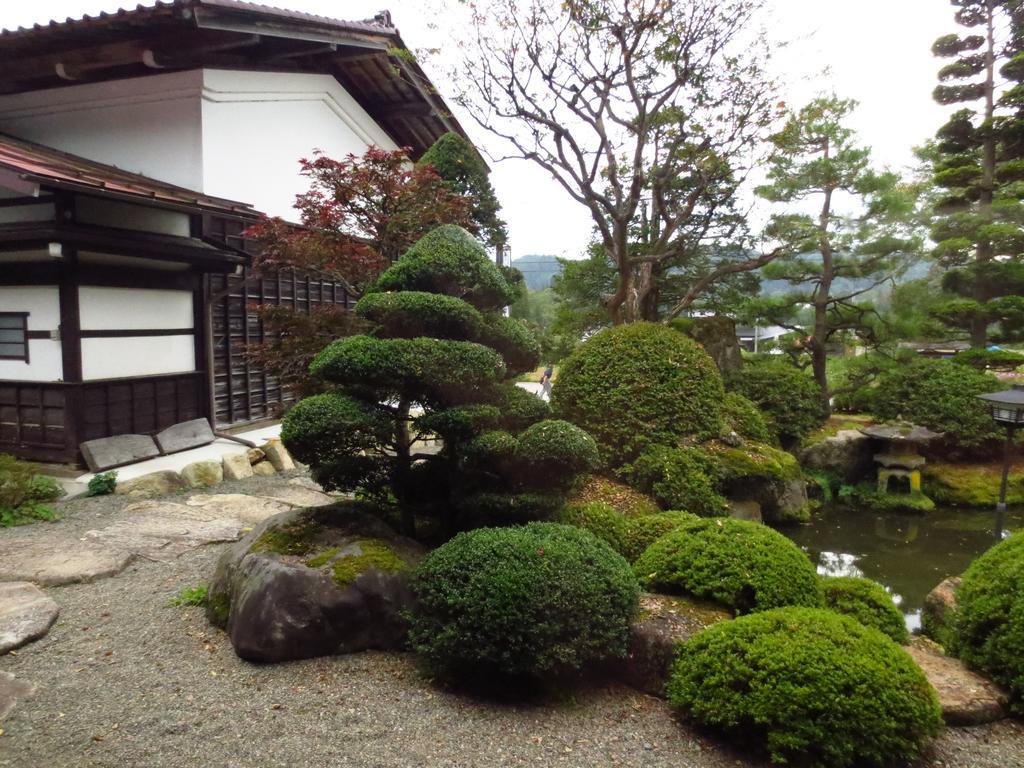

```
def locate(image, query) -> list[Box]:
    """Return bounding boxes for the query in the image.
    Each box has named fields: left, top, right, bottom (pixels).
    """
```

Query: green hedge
left=951, top=532, right=1024, bottom=712
left=871, top=358, right=1002, bottom=452
left=821, top=576, right=909, bottom=644
left=487, top=384, right=552, bottom=431
left=633, top=517, right=822, bottom=614
left=282, top=392, right=392, bottom=466
left=478, top=315, right=542, bottom=377
left=354, top=290, right=483, bottom=340
left=556, top=502, right=629, bottom=554
left=667, top=608, right=942, bottom=767
left=620, top=511, right=701, bottom=562
left=622, top=445, right=727, bottom=517
left=551, top=323, right=724, bottom=466
left=566, top=474, right=660, bottom=518
left=722, top=391, right=777, bottom=444
left=726, top=360, right=824, bottom=445
left=409, top=523, right=640, bottom=680
left=514, top=419, right=601, bottom=489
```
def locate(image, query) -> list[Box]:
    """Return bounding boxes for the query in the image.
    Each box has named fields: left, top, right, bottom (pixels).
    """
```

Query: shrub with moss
left=633, top=517, right=822, bottom=614
left=0, top=454, right=63, bottom=527
left=409, top=522, right=640, bottom=681
left=721, top=391, right=777, bottom=444
left=667, top=608, right=942, bottom=767
left=557, top=502, right=629, bottom=554
left=566, top=474, right=660, bottom=517
left=821, top=576, right=908, bottom=644
left=726, top=360, right=824, bottom=446
left=951, top=532, right=1024, bottom=712
left=622, top=445, right=727, bottom=517
left=620, top=511, right=701, bottom=562
left=870, top=357, right=1002, bottom=453
left=551, top=322, right=724, bottom=466
left=923, top=461, right=1024, bottom=507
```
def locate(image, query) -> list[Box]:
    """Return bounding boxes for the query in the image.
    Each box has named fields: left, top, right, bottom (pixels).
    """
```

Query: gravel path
left=1, top=486, right=1023, bottom=767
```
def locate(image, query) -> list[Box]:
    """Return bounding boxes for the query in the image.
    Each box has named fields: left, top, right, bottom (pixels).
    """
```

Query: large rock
left=0, top=671, right=35, bottom=720
left=727, top=499, right=763, bottom=523
left=0, top=582, right=59, bottom=654
left=799, top=429, right=875, bottom=484
left=687, top=316, right=742, bottom=375
left=84, top=501, right=244, bottom=561
left=153, top=418, right=215, bottom=454
left=115, top=470, right=187, bottom=499
left=922, top=576, right=960, bottom=649
left=261, top=439, right=295, bottom=472
left=80, top=433, right=160, bottom=472
left=907, top=637, right=1008, bottom=726
left=181, top=460, right=223, bottom=488
left=208, top=504, right=423, bottom=663
left=222, top=453, right=254, bottom=481
left=0, top=539, right=132, bottom=586
left=619, top=593, right=730, bottom=696
left=251, top=461, right=276, bottom=477
left=257, top=485, right=335, bottom=508
left=185, top=493, right=292, bottom=524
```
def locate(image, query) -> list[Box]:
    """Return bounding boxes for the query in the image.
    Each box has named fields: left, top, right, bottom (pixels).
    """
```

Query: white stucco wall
left=0, top=286, right=62, bottom=382
left=0, top=71, right=205, bottom=192
left=200, top=69, right=399, bottom=219
left=78, top=286, right=195, bottom=381
left=76, top=197, right=191, bottom=237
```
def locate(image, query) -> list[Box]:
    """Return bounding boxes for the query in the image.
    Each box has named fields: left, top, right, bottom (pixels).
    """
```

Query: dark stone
left=208, top=504, right=423, bottom=664
left=922, top=576, right=961, bottom=649
left=907, top=637, right=1008, bottom=726
left=154, top=418, right=216, bottom=455
left=688, top=316, right=742, bottom=375
left=619, top=593, right=730, bottom=697
left=80, top=433, right=160, bottom=472
left=799, top=429, right=875, bottom=484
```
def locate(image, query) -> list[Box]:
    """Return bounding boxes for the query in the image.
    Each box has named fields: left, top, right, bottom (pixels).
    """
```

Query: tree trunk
left=974, top=1, right=998, bottom=348
left=814, top=139, right=835, bottom=419
left=392, top=398, right=416, bottom=537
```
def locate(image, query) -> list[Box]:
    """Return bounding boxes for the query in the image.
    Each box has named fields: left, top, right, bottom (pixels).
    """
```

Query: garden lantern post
left=977, top=385, right=1024, bottom=538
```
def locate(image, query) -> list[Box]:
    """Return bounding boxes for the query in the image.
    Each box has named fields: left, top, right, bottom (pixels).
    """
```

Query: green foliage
left=621, top=446, right=727, bottom=517
left=923, top=461, right=1024, bottom=507
left=845, top=485, right=936, bottom=513
left=169, top=585, right=209, bottom=607
left=952, top=347, right=1024, bottom=371
left=870, top=358, right=1002, bottom=452
left=409, top=523, right=640, bottom=681
left=514, top=419, right=601, bottom=490
left=566, top=474, right=660, bottom=518
left=250, top=519, right=320, bottom=556
left=552, top=322, right=724, bottom=465
left=821, top=576, right=909, bottom=644
left=633, top=517, right=822, bottom=614
left=453, top=492, right=562, bottom=525
left=721, top=392, right=777, bottom=444
left=556, top=502, right=629, bottom=555
left=313, top=539, right=409, bottom=587
left=667, top=608, right=942, bottom=767
left=86, top=471, right=118, bottom=497
left=0, top=454, right=63, bottom=527
left=477, top=314, right=542, bottom=376
left=354, top=290, right=483, bottom=340
left=726, top=360, right=824, bottom=445
left=952, top=533, right=1024, bottom=712
left=619, top=510, right=701, bottom=562
left=711, top=441, right=801, bottom=483
left=366, top=225, right=518, bottom=311
left=415, top=405, right=501, bottom=441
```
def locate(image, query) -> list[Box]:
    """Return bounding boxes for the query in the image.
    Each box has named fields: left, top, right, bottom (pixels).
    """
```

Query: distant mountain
left=511, top=254, right=564, bottom=290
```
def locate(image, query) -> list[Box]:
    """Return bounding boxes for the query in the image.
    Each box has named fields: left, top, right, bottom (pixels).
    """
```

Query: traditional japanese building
left=0, top=0, right=471, bottom=465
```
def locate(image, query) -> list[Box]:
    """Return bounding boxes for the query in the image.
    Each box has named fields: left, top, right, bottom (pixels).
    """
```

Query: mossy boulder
left=922, top=462, right=1024, bottom=508
left=207, top=503, right=423, bottom=663
left=708, top=440, right=811, bottom=524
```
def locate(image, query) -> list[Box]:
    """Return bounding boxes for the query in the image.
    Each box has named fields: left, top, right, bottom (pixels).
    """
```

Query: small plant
left=633, top=517, right=822, bottom=614
left=821, top=576, right=909, bottom=644
left=668, top=608, right=942, bottom=767
left=86, top=471, right=118, bottom=497
left=409, top=522, right=639, bottom=682
left=0, top=454, right=63, bottom=527
left=169, top=585, right=209, bottom=607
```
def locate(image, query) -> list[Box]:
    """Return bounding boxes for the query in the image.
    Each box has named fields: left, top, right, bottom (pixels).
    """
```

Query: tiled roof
left=0, top=131, right=256, bottom=216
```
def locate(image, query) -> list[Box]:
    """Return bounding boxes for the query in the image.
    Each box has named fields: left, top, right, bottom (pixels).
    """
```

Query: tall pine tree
left=930, top=0, right=1024, bottom=346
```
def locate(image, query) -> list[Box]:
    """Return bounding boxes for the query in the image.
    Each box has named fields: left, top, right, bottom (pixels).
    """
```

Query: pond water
left=784, top=505, right=1024, bottom=631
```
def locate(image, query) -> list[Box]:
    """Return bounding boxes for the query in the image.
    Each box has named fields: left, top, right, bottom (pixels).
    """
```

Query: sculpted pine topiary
left=282, top=225, right=599, bottom=536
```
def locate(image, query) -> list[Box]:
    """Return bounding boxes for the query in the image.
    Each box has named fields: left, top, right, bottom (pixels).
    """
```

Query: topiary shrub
left=620, top=510, right=701, bottom=562
left=821, top=576, right=908, bottom=644
left=951, top=532, right=1024, bottom=712
left=726, top=360, right=824, bottom=446
left=514, top=419, right=601, bottom=489
left=952, top=347, right=1024, bottom=372
left=870, top=357, right=1002, bottom=454
left=621, top=445, right=727, bottom=517
left=667, top=608, right=942, bottom=767
left=566, top=474, right=660, bottom=517
left=556, top=502, right=629, bottom=554
left=633, top=517, right=822, bottom=614
left=551, top=322, right=724, bottom=466
left=409, top=522, right=640, bottom=682
left=721, top=391, right=777, bottom=444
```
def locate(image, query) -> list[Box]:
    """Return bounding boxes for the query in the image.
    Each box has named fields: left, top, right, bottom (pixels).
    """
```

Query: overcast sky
left=3, top=1, right=953, bottom=259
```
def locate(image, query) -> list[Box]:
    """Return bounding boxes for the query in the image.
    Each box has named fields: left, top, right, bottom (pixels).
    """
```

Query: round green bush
left=566, top=474, right=660, bottom=518
left=667, top=608, right=942, bottom=767
left=633, top=517, right=822, bottom=614
left=415, top=404, right=501, bottom=441
left=488, top=384, right=551, bottom=430
left=951, top=532, right=1024, bottom=712
left=726, top=360, right=824, bottom=445
left=722, top=391, right=777, bottom=444
left=367, top=224, right=518, bottom=310
left=871, top=357, right=1002, bottom=452
left=461, top=430, right=519, bottom=475
left=409, top=522, right=640, bottom=680
left=354, top=290, right=483, bottom=340
left=622, top=445, right=726, bottom=517
left=551, top=323, right=725, bottom=466
left=478, top=315, right=542, bottom=376
left=282, top=393, right=391, bottom=465
left=515, top=419, right=601, bottom=489
left=557, top=502, right=629, bottom=554
left=454, top=491, right=562, bottom=525
left=821, top=576, right=909, bottom=644
left=620, top=510, right=701, bottom=562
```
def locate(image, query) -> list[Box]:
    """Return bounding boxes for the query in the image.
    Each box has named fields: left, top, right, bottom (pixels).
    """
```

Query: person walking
left=539, top=364, right=554, bottom=401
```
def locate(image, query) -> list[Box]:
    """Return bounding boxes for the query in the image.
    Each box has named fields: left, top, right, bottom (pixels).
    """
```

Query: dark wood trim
left=26, top=330, right=51, bottom=340
left=79, top=328, right=194, bottom=338
left=198, top=274, right=215, bottom=423
left=0, top=263, right=61, bottom=285
left=0, top=262, right=201, bottom=289
left=0, top=195, right=55, bottom=208
left=58, top=249, right=82, bottom=383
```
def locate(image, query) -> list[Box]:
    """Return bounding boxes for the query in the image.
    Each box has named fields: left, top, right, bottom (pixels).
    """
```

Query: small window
left=0, top=312, right=29, bottom=362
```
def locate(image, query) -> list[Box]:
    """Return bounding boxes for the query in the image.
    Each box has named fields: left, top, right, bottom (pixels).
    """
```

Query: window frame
left=0, top=311, right=30, bottom=363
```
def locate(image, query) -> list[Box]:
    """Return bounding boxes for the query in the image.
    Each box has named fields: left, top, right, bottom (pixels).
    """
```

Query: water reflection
left=785, top=505, right=1024, bottom=632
